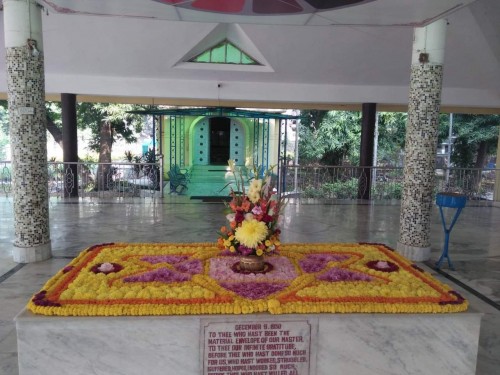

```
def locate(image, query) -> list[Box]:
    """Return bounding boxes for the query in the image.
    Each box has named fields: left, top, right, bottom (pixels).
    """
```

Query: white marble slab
left=15, top=310, right=482, bottom=375
left=200, top=319, right=316, bottom=375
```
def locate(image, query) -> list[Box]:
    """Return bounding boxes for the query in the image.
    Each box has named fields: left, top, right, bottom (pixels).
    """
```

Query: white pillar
left=411, top=19, right=447, bottom=65
left=4, top=0, right=52, bottom=262
left=397, top=19, right=447, bottom=261
left=4, top=0, right=44, bottom=49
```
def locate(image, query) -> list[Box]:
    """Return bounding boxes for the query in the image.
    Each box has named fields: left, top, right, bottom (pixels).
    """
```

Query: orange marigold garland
left=27, top=242, right=468, bottom=316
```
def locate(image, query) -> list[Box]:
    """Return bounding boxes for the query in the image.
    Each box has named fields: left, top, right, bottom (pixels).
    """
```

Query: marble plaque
left=202, top=320, right=312, bottom=375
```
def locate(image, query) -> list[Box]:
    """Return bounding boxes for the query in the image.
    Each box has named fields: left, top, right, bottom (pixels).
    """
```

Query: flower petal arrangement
left=217, top=161, right=285, bottom=257
left=27, top=242, right=468, bottom=316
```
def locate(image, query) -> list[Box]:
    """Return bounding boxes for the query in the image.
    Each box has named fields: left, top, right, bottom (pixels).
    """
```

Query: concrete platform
left=16, top=310, right=482, bottom=375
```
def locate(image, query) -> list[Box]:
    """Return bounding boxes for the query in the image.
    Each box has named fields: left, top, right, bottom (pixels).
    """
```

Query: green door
left=230, top=120, right=245, bottom=166
left=193, top=119, right=209, bottom=165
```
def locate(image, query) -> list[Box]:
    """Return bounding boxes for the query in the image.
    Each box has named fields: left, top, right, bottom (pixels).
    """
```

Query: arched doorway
left=193, top=117, right=246, bottom=166
left=210, top=117, right=230, bottom=165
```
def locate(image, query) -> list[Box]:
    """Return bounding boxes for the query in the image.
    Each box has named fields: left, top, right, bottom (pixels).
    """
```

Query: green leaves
left=77, top=102, right=145, bottom=152
left=444, top=114, right=499, bottom=168
left=299, top=110, right=361, bottom=165
left=377, top=112, right=407, bottom=164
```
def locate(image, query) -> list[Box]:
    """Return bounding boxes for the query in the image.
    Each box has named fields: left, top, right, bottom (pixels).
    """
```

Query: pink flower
left=376, top=261, right=390, bottom=269
left=252, top=206, right=263, bottom=215
left=98, top=263, right=115, bottom=272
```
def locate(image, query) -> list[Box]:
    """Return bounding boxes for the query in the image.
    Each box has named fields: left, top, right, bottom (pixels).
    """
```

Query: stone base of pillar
left=396, top=242, right=431, bottom=262
left=13, top=242, right=52, bottom=263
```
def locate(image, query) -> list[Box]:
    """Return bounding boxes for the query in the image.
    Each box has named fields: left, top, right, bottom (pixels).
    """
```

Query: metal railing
left=0, top=161, right=12, bottom=196
left=281, top=165, right=497, bottom=202
left=1, top=161, right=163, bottom=199
left=1, top=161, right=497, bottom=202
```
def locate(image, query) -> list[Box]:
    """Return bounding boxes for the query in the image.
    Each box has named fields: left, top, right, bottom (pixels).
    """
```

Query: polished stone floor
left=0, top=196, right=499, bottom=375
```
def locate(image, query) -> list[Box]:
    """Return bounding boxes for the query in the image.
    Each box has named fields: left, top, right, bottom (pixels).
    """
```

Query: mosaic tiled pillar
left=4, top=0, right=52, bottom=262
left=494, top=132, right=500, bottom=202
left=397, top=19, right=447, bottom=261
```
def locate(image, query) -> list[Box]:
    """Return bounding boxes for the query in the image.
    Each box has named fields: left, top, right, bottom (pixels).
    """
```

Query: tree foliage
left=298, top=111, right=499, bottom=170
left=439, top=114, right=499, bottom=168
left=376, top=112, right=407, bottom=165
left=298, top=110, right=361, bottom=165
left=0, top=101, right=9, bottom=160
left=0, top=100, right=146, bottom=190
left=77, top=103, right=144, bottom=152
left=74, top=103, right=144, bottom=190
left=298, top=110, right=410, bottom=167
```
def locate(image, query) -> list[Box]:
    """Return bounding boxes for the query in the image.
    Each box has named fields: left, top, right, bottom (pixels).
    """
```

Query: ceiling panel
left=37, top=0, right=476, bottom=26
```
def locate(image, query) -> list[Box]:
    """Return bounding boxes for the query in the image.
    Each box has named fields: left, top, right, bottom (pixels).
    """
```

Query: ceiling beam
left=1, top=92, right=499, bottom=114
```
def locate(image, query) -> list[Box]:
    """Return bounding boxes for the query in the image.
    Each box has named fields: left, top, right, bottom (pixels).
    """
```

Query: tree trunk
left=46, top=114, right=96, bottom=190
left=474, top=141, right=488, bottom=169
left=470, top=141, right=488, bottom=196
left=96, top=121, right=113, bottom=191
left=46, top=115, right=63, bottom=148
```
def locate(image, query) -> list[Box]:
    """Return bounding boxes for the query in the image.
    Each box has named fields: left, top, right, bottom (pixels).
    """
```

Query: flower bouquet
left=217, top=160, right=285, bottom=272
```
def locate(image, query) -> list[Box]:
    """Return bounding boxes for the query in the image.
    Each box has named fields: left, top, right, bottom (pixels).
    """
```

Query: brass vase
left=239, top=255, right=266, bottom=272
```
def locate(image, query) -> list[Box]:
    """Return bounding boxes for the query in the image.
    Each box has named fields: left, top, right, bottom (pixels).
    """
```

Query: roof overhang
left=128, top=106, right=303, bottom=120
left=1, top=0, right=499, bottom=112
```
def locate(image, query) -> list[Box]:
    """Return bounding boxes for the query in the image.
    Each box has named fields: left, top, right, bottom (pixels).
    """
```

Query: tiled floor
left=0, top=197, right=499, bottom=374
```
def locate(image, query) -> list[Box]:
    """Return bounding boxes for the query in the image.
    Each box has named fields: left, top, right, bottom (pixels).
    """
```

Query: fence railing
left=1, top=161, right=163, bottom=199
left=281, top=165, right=497, bottom=202
left=1, top=161, right=497, bottom=202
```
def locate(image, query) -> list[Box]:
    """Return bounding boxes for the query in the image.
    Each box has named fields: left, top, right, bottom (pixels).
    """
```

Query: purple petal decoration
left=33, top=291, right=47, bottom=300
left=220, top=282, right=288, bottom=299
left=175, top=259, right=203, bottom=275
left=219, top=249, right=238, bottom=256
left=124, top=268, right=191, bottom=283
left=317, top=268, right=373, bottom=282
left=299, top=253, right=350, bottom=273
left=439, top=291, right=466, bottom=305
left=140, top=255, right=189, bottom=264
left=238, top=246, right=254, bottom=256
left=32, top=290, right=61, bottom=307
